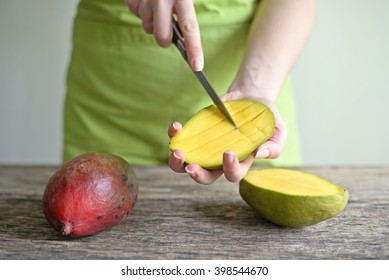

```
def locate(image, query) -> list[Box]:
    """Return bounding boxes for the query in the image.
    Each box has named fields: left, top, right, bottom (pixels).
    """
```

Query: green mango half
left=240, top=168, right=349, bottom=227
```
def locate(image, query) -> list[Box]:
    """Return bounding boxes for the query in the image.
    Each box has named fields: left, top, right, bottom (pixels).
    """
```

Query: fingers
left=169, top=154, right=224, bottom=184
left=170, top=128, right=286, bottom=184
left=153, top=0, right=174, bottom=47
left=255, top=119, right=288, bottom=160
left=223, top=150, right=255, bottom=182
left=185, top=164, right=223, bottom=185
left=168, top=119, right=256, bottom=183
left=169, top=150, right=254, bottom=184
left=126, top=0, right=203, bottom=71
left=126, top=0, right=140, bottom=16
left=168, top=149, right=186, bottom=173
left=139, top=1, right=154, bottom=34
left=167, top=121, right=182, bottom=138
left=168, top=122, right=185, bottom=172
left=183, top=151, right=254, bottom=184
left=168, top=120, right=224, bottom=183
left=174, top=1, right=203, bottom=71
left=126, top=0, right=154, bottom=34
left=169, top=150, right=224, bottom=184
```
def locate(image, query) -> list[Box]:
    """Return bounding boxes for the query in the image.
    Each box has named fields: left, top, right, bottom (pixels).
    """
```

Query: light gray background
left=1, top=0, right=388, bottom=165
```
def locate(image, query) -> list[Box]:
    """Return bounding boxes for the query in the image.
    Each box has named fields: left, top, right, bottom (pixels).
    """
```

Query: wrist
left=229, top=68, right=281, bottom=103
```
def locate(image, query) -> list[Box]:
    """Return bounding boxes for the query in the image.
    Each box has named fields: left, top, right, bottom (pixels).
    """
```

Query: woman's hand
left=168, top=0, right=315, bottom=184
left=168, top=121, right=256, bottom=185
left=221, top=91, right=288, bottom=162
left=167, top=93, right=287, bottom=185
left=125, top=0, right=203, bottom=71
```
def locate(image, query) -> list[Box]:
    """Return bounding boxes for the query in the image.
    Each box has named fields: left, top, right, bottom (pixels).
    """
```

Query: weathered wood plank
left=0, top=165, right=388, bottom=259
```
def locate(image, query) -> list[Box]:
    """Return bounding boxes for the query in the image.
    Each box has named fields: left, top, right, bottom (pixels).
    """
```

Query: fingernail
left=192, top=58, right=203, bottom=71
left=255, top=149, right=270, bottom=159
left=185, top=166, right=196, bottom=178
left=224, top=150, right=234, bottom=164
left=172, top=122, right=180, bottom=130
left=173, top=151, right=181, bottom=160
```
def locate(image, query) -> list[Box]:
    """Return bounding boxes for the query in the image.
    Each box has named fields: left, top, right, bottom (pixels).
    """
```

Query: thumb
left=255, top=124, right=288, bottom=160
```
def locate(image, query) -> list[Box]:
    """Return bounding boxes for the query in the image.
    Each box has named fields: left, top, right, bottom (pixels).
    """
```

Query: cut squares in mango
left=169, top=100, right=275, bottom=169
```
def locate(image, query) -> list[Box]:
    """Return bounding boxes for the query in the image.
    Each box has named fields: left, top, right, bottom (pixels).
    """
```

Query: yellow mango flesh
left=240, top=168, right=349, bottom=227
left=169, top=100, right=275, bottom=169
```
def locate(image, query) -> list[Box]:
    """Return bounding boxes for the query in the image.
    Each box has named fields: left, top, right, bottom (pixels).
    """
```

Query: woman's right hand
left=125, top=0, right=204, bottom=71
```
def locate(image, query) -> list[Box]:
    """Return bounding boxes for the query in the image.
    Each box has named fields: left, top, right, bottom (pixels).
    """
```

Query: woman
left=63, top=0, right=315, bottom=184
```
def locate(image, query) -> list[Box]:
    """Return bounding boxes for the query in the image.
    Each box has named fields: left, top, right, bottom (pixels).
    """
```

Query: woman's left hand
left=167, top=92, right=287, bottom=185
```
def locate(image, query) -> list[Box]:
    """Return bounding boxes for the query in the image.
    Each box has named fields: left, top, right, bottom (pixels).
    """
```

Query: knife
left=171, top=17, right=238, bottom=128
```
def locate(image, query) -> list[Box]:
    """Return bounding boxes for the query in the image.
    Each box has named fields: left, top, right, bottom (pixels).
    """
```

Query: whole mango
left=43, top=152, right=138, bottom=238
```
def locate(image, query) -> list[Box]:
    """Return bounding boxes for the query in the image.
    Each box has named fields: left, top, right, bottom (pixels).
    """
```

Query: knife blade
left=171, top=17, right=238, bottom=128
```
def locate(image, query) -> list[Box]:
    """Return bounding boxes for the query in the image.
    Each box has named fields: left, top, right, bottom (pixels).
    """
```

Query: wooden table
left=0, top=165, right=388, bottom=259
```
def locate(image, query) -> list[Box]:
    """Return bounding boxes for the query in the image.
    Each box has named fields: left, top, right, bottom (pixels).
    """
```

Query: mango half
left=169, top=100, right=275, bottom=169
left=239, top=168, right=349, bottom=227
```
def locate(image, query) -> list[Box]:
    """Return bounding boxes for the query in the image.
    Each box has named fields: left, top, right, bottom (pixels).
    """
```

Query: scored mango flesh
left=169, top=100, right=275, bottom=169
left=244, top=168, right=343, bottom=196
left=239, top=168, right=349, bottom=227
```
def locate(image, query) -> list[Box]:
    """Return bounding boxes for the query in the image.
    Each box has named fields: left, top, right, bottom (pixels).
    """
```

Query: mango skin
left=239, top=169, right=349, bottom=227
left=43, top=153, right=138, bottom=238
left=170, top=100, right=275, bottom=169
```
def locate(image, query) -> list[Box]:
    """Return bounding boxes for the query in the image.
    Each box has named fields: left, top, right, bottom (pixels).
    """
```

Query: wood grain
left=0, top=165, right=388, bottom=259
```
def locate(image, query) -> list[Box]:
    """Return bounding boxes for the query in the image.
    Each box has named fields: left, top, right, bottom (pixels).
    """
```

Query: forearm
left=230, top=0, right=316, bottom=102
